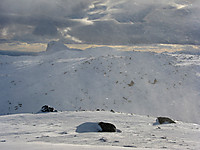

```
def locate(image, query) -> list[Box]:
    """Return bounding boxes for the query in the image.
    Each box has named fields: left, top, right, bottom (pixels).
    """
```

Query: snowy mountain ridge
left=0, top=42, right=200, bottom=124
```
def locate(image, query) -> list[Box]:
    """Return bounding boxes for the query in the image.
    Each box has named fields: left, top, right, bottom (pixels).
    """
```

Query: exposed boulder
left=76, top=122, right=121, bottom=133
left=157, top=117, right=176, bottom=124
left=98, top=122, right=117, bottom=132
left=40, top=105, right=57, bottom=113
left=128, top=80, right=134, bottom=86
left=110, top=109, right=115, bottom=113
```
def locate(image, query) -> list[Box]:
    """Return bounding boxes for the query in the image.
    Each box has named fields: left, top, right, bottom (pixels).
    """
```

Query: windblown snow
left=0, top=42, right=200, bottom=149
left=0, top=42, right=200, bottom=124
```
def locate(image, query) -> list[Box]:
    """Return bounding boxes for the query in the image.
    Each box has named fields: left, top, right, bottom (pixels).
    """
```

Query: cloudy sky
left=0, top=0, right=200, bottom=51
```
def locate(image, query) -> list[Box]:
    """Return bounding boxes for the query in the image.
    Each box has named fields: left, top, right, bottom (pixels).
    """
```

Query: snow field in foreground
left=0, top=111, right=200, bottom=150
left=0, top=142, right=159, bottom=150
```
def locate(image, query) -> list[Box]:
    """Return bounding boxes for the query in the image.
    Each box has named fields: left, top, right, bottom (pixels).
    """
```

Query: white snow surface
left=0, top=111, right=200, bottom=149
left=0, top=42, right=200, bottom=124
left=1, top=42, right=200, bottom=149
left=0, top=143, right=152, bottom=150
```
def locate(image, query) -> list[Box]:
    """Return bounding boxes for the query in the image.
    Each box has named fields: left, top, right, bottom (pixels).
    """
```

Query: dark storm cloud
left=68, top=20, right=146, bottom=45
left=1, top=0, right=200, bottom=45
left=33, top=22, right=58, bottom=36
left=0, top=0, right=93, bottom=43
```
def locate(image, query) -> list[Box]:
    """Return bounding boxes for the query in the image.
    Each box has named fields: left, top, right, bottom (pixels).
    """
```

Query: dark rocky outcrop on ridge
left=40, top=105, right=57, bottom=113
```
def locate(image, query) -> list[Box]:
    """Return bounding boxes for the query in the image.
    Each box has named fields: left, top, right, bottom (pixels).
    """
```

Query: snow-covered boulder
left=76, top=122, right=102, bottom=133
left=76, top=121, right=120, bottom=133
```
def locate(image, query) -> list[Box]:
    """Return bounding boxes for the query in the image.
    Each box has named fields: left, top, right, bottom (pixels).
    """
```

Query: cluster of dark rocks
left=39, top=105, right=176, bottom=133
left=40, top=105, right=57, bottom=112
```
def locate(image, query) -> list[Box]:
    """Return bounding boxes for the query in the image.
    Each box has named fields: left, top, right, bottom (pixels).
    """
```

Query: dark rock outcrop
left=40, top=105, right=57, bottom=112
left=157, top=117, right=176, bottom=124
left=76, top=122, right=121, bottom=133
left=98, top=122, right=116, bottom=132
left=110, top=109, right=115, bottom=113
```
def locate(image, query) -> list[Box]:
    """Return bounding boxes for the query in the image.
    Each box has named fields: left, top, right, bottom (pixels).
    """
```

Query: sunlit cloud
left=71, top=18, right=94, bottom=25
left=0, top=0, right=200, bottom=51
left=0, top=42, right=46, bottom=52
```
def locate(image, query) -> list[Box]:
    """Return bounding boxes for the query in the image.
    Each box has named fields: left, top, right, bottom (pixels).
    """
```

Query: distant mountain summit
left=46, top=41, right=82, bottom=53
left=46, top=41, right=70, bottom=52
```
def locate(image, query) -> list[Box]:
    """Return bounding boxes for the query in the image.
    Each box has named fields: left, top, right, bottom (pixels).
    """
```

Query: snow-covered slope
left=0, top=42, right=200, bottom=124
left=0, top=111, right=200, bottom=149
